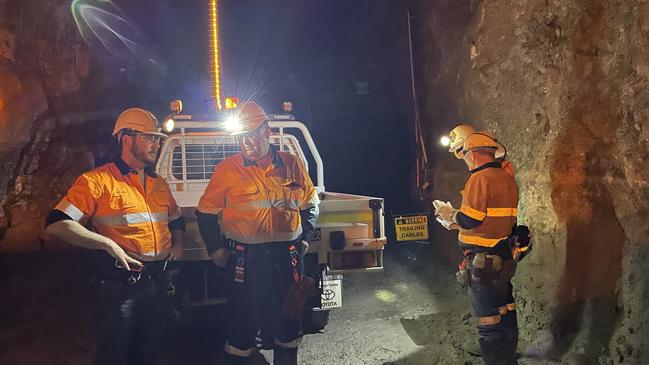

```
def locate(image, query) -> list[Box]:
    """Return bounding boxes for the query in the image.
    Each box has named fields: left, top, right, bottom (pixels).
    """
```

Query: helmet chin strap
left=496, top=140, right=508, bottom=160
left=463, top=150, right=474, bottom=170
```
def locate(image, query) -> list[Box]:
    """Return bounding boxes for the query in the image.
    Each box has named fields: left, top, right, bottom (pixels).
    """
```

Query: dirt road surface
left=0, top=248, right=557, bottom=365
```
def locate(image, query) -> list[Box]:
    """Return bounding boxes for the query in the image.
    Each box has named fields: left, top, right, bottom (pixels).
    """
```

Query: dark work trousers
left=92, top=278, right=173, bottom=365
left=468, top=257, right=518, bottom=365
left=224, top=241, right=304, bottom=358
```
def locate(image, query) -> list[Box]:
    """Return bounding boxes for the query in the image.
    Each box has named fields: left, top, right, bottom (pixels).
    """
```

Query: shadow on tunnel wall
left=543, top=4, right=625, bottom=361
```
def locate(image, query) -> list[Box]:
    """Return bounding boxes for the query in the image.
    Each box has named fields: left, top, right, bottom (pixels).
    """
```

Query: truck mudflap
left=318, top=274, right=343, bottom=310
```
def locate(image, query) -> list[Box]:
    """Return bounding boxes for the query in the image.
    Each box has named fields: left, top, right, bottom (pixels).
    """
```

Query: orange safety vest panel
left=197, top=150, right=319, bottom=244
left=458, top=164, right=519, bottom=247
left=54, top=161, right=181, bottom=260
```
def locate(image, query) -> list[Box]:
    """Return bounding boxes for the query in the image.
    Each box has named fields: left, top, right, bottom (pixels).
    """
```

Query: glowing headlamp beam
left=224, top=116, right=242, bottom=132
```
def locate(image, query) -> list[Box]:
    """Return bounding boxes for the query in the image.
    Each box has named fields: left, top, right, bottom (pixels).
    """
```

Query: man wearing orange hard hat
left=433, top=132, right=531, bottom=364
left=45, top=107, right=185, bottom=365
left=196, top=101, right=320, bottom=365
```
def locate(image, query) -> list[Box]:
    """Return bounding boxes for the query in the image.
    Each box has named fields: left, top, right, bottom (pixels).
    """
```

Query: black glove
left=514, top=225, right=531, bottom=246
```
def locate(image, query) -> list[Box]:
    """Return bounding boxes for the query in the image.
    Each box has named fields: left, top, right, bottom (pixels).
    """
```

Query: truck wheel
left=302, top=309, right=330, bottom=333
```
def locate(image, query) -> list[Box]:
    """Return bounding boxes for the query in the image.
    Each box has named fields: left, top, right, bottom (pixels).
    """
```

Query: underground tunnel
left=1, top=0, right=648, bottom=364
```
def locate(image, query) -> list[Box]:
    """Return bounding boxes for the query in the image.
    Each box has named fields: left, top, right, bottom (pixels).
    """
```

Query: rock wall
left=0, top=0, right=99, bottom=250
left=0, top=0, right=157, bottom=251
left=415, top=0, right=649, bottom=362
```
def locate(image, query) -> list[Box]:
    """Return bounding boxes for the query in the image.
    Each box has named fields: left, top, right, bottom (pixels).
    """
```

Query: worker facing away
left=446, top=124, right=516, bottom=177
left=434, top=131, right=527, bottom=365
left=196, top=101, right=320, bottom=365
left=45, top=108, right=185, bottom=365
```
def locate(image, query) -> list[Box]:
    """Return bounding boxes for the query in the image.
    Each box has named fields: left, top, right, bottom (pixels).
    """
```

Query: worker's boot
left=479, top=337, right=518, bottom=365
left=503, top=336, right=518, bottom=364
left=465, top=340, right=483, bottom=357
left=501, top=331, right=518, bottom=364
left=273, top=347, right=298, bottom=365
left=501, top=312, right=519, bottom=363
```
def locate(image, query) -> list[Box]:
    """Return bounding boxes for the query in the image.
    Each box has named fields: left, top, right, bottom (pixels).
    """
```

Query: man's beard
left=131, top=143, right=156, bottom=167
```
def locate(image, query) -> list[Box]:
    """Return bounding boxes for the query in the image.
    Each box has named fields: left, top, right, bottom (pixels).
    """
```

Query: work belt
left=226, top=239, right=302, bottom=285
left=93, top=255, right=170, bottom=286
left=456, top=239, right=517, bottom=287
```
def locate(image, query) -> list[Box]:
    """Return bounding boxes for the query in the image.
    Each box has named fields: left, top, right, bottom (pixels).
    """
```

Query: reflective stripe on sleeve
left=94, top=211, right=168, bottom=226
left=486, top=208, right=518, bottom=217
left=507, top=303, right=516, bottom=311
left=56, top=200, right=86, bottom=221
left=460, top=204, right=486, bottom=221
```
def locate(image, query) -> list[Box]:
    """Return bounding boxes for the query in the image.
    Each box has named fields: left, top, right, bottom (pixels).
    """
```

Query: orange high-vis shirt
left=54, top=161, right=181, bottom=260
left=197, top=150, right=320, bottom=244
left=458, top=164, right=519, bottom=247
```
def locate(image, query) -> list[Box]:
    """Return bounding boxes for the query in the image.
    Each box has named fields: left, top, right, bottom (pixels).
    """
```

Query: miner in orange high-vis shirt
left=45, top=108, right=185, bottom=365
left=434, top=132, right=520, bottom=365
left=196, top=101, right=319, bottom=365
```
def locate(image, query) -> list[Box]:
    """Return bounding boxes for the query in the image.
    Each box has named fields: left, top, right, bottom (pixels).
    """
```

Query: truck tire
left=302, top=309, right=330, bottom=333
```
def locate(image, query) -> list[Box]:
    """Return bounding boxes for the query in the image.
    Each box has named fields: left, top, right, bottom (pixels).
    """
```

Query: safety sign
left=394, top=214, right=429, bottom=242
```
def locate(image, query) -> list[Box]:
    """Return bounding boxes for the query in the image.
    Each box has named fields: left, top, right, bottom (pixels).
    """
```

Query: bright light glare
left=224, top=116, right=242, bottom=131
left=71, top=0, right=165, bottom=71
left=164, top=118, right=174, bottom=132
left=440, top=136, right=451, bottom=147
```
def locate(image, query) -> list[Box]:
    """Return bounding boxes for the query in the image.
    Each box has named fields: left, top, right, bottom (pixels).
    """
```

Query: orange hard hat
left=463, top=132, right=500, bottom=152
left=112, top=108, right=167, bottom=138
left=226, top=101, right=269, bottom=135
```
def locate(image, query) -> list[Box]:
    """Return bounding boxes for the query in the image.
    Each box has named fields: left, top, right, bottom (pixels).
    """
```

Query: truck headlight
left=164, top=118, right=175, bottom=132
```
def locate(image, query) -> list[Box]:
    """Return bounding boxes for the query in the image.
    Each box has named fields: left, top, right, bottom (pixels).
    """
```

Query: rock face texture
left=0, top=0, right=84, bottom=250
left=0, top=0, right=158, bottom=251
left=414, top=0, right=649, bottom=362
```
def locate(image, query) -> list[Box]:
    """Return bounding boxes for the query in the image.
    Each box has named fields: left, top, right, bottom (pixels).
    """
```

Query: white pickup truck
left=155, top=108, right=386, bottom=324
